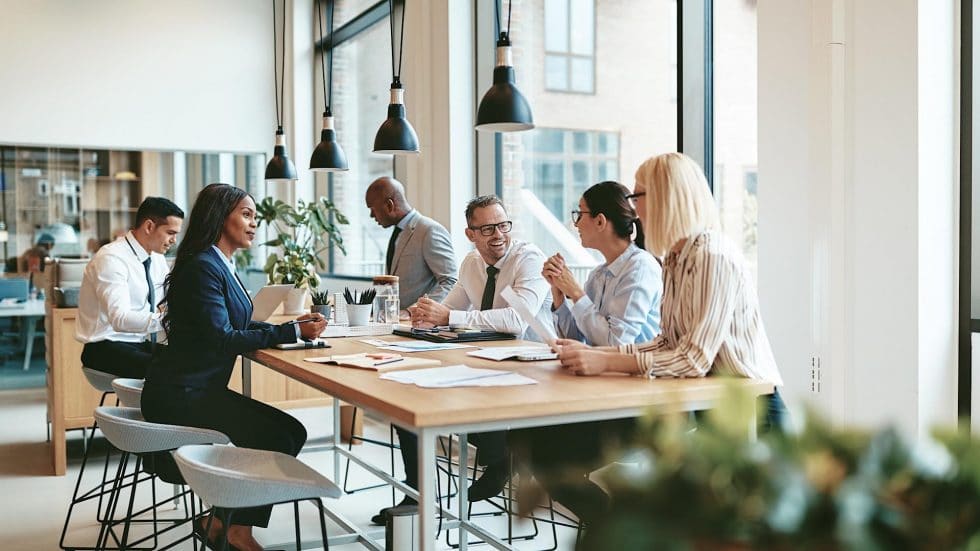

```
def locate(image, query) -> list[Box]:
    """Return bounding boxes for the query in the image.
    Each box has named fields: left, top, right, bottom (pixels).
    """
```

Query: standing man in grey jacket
left=365, top=177, right=458, bottom=307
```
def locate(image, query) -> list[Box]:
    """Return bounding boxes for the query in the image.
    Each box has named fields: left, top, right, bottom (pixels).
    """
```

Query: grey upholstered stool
left=110, top=378, right=144, bottom=410
left=93, top=407, right=230, bottom=551
left=60, top=368, right=120, bottom=551
left=174, top=444, right=343, bottom=550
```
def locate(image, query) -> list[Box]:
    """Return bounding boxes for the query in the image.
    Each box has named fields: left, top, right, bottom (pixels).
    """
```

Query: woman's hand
left=543, top=254, right=568, bottom=309
left=557, top=345, right=610, bottom=376
left=551, top=266, right=585, bottom=303
left=295, top=312, right=327, bottom=340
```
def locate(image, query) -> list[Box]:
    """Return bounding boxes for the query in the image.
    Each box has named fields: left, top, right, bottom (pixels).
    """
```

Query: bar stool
left=93, top=407, right=230, bottom=551
left=174, top=444, right=343, bottom=550
left=60, top=368, right=121, bottom=551
left=110, top=379, right=144, bottom=409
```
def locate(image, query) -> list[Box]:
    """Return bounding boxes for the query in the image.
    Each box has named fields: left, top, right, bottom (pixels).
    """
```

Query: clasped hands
left=542, top=253, right=585, bottom=308
left=406, top=296, right=450, bottom=328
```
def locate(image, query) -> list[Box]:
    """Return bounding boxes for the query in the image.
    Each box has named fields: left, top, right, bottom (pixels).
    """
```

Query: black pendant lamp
left=373, top=0, right=419, bottom=155
left=475, top=0, right=534, bottom=132
left=266, top=0, right=299, bottom=183
left=310, top=0, right=348, bottom=172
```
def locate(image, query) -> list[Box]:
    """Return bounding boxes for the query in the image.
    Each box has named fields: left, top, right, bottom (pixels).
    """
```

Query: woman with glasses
left=542, top=180, right=662, bottom=346
left=513, top=154, right=787, bottom=527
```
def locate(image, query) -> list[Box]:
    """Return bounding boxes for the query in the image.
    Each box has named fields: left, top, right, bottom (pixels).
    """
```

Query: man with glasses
left=365, top=177, right=458, bottom=307
left=372, top=195, right=551, bottom=525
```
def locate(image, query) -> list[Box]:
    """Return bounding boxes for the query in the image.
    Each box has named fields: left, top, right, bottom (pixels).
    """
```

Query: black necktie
left=385, top=226, right=402, bottom=273
left=143, top=257, right=156, bottom=344
left=480, top=266, right=499, bottom=311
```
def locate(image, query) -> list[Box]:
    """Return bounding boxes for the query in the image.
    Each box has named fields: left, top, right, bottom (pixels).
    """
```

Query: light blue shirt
left=396, top=208, right=419, bottom=231
left=553, top=243, right=662, bottom=346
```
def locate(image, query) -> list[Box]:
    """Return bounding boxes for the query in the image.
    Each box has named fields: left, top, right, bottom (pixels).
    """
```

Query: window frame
left=543, top=0, right=598, bottom=95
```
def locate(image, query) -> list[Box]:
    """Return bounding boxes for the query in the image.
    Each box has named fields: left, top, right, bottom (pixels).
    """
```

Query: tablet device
left=250, top=284, right=294, bottom=321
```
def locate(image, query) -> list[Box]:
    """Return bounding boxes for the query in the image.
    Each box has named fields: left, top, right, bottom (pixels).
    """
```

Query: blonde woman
left=512, top=152, right=787, bottom=526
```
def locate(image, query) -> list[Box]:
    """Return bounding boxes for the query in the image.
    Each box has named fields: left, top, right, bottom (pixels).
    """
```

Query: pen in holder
left=343, top=287, right=375, bottom=326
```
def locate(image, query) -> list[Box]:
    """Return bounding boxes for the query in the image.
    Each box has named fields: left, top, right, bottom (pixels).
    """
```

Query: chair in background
left=92, top=407, right=229, bottom=551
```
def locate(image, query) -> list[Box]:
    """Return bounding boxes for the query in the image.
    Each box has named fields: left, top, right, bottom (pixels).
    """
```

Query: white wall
left=758, top=0, right=958, bottom=436
left=0, top=0, right=277, bottom=154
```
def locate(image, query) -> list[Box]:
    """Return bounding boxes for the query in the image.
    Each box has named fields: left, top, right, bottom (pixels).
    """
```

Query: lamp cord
left=316, top=0, right=333, bottom=114
left=389, top=0, right=406, bottom=85
left=273, top=0, right=285, bottom=130
left=494, top=0, right=513, bottom=43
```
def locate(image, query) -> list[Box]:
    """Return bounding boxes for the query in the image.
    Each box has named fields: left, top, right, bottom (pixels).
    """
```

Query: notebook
left=303, top=352, right=440, bottom=372
left=466, top=346, right=558, bottom=362
left=320, top=323, right=394, bottom=338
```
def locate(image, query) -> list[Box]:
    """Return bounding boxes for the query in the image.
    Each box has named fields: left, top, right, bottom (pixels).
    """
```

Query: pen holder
left=345, top=303, right=371, bottom=326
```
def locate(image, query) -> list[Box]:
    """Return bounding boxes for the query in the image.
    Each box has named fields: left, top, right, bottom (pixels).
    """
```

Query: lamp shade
left=265, top=129, right=298, bottom=183
left=310, top=115, right=349, bottom=172
left=476, top=45, right=534, bottom=132
left=373, top=87, right=420, bottom=155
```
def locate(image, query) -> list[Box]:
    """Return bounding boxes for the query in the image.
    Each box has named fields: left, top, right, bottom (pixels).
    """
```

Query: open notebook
left=303, top=353, right=440, bottom=372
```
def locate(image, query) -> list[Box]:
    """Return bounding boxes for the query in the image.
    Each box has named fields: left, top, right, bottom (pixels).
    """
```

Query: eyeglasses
left=570, top=210, right=592, bottom=224
left=626, top=192, right=646, bottom=206
left=468, top=221, right=513, bottom=236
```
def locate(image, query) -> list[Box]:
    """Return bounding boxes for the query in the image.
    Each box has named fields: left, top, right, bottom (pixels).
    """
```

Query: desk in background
left=244, top=334, right=774, bottom=551
left=45, top=307, right=333, bottom=476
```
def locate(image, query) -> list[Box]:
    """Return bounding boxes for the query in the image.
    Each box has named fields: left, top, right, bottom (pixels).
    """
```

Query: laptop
left=250, top=284, right=294, bottom=322
left=0, top=278, right=29, bottom=302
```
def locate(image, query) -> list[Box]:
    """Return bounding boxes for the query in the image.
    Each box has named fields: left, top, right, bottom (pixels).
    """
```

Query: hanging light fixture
left=373, top=0, right=419, bottom=155
left=266, top=0, right=299, bottom=183
left=475, top=0, right=534, bottom=132
left=310, top=0, right=348, bottom=172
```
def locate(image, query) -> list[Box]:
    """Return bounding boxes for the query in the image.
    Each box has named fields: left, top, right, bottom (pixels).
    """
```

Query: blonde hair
left=635, top=152, right=720, bottom=256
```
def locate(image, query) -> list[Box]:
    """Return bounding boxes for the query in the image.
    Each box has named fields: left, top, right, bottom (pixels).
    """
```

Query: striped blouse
left=618, top=231, right=784, bottom=385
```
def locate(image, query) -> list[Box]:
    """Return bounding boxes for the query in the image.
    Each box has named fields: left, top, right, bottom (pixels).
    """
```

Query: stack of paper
left=466, top=346, right=557, bottom=361
left=380, top=365, right=538, bottom=388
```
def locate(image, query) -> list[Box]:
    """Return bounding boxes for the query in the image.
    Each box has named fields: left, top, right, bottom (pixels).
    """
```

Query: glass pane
left=714, top=0, right=758, bottom=281
left=544, top=55, right=569, bottom=91
left=570, top=57, right=594, bottom=93
left=544, top=0, right=569, bottom=53
left=569, top=0, right=594, bottom=56
left=332, top=0, right=383, bottom=29
left=316, top=19, right=393, bottom=276
left=532, top=160, right=564, bottom=218
left=499, top=0, right=677, bottom=273
left=533, top=128, right=565, bottom=154
left=597, top=132, right=618, bottom=155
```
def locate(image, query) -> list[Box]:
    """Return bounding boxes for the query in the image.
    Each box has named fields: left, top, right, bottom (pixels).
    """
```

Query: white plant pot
left=282, top=287, right=308, bottom=315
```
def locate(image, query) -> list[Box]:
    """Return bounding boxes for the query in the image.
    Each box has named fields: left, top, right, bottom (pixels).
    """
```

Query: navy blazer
left=146, top=248, right=295, bottom=389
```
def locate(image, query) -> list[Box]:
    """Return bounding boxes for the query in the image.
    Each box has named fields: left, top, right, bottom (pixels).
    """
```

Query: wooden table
left=244, top=335, right=774, bottom=551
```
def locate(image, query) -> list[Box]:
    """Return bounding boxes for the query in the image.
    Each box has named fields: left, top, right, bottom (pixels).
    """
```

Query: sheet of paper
left=500, top=285, right=559, bottom=345
left=466, top=345, right=554, bottom=361
left=359, top=338, right=394, bottom=347
left=377, top=341, right=474, bottom=352
left=380, top=365, right=538, bottom=388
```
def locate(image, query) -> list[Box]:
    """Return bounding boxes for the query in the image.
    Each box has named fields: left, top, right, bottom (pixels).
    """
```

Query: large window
left=314, top=5, right=393, bottom=277
left=544, top=0, right=596, bottom=93
left=494, top=0, right=677, bottom=278
left=713, top=0, right=759, bottom=279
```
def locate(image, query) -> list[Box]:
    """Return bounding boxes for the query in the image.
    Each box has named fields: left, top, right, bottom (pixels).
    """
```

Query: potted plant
left=255, top=197, right=348, bottom=314
left=310, top=290, right=331, bottom=318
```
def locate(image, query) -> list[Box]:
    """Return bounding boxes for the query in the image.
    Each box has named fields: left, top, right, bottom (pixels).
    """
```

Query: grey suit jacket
left=390, top=211, right=458, bottom=306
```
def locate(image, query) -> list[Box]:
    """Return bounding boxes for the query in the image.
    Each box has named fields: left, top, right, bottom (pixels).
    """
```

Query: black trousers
left=141, top=384, right=308, bottom=527
left=393, top=425, right=508, bottom=490
left=81, top=340, right=155, bottom=379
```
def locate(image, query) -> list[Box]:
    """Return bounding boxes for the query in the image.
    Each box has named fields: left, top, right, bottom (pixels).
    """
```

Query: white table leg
left=418, top=428, right=437, bottom=551
left=22, top=315, right=38, bottom=371
left=333, top=397, right=341, bottom=482
left=458, top=432, right=469, bottom=551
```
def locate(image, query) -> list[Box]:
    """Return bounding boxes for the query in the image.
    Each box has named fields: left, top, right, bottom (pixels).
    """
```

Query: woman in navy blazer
left=142, top=183, right=326, bottom=551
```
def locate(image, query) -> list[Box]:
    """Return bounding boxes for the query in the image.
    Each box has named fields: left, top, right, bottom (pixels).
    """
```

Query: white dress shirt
left=76, top=232, right=168, bottom=344
left=553, top=243, right=662, bottom=346
left=443, top=239, right=552, bottom=341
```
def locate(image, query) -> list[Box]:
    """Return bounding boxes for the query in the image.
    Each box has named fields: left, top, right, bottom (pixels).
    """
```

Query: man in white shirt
left=76, top=197, right=184, bottom=378
left=371, top=196, right=549, bottom=524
